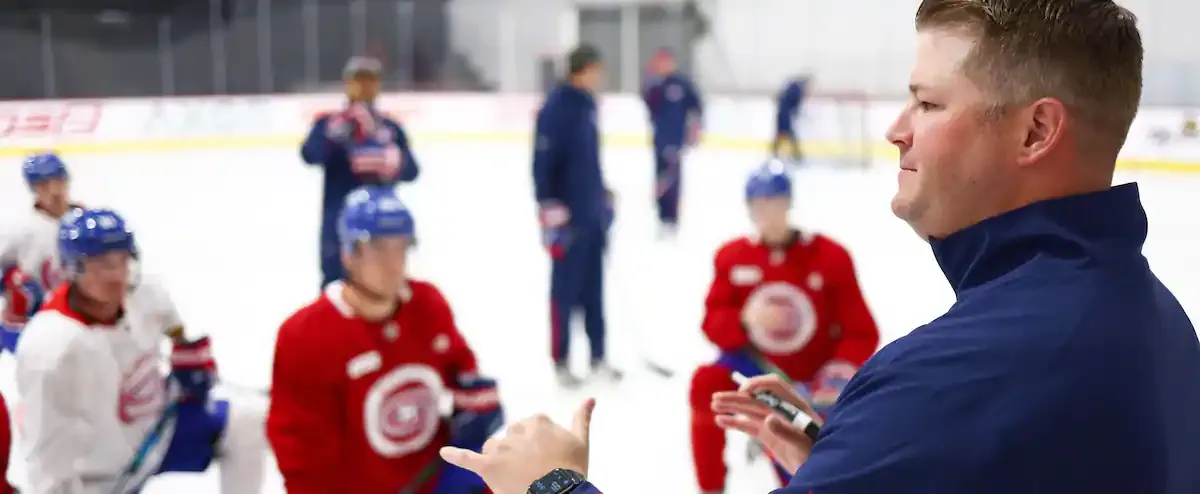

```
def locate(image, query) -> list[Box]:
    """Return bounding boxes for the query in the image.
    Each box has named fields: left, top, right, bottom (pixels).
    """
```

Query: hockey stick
left=642, top=356, right=677, bottom=378
left=109, top=400, right=181, bottom=494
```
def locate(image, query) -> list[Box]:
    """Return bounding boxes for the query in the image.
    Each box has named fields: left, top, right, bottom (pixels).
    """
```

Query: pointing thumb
left=572, top=398, right=597, bottom=443
left=439, top=446, right=485, bottom=473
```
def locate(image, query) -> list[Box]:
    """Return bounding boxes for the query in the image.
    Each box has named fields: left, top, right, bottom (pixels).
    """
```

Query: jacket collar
left=930, top=183, right=1147, bottom=295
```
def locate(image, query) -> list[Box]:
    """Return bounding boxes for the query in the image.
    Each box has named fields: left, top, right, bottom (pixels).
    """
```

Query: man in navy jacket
left=300, top=56, right=420, bottom=288
left=533, top=44, right=619, bottom=387
left=437, top=2, right=1200, bottom=494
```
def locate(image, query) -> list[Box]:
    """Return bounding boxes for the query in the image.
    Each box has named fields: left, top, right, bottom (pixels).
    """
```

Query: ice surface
left=0, top=143, right=1196, bottom=492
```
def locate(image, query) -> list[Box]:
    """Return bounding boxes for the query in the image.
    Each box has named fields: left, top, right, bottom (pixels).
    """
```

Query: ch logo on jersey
left=118, top=353, right=166, bottom=424
left=363, top=364, right=445, bottom=457
left=743, top=282, right=817, bottom=355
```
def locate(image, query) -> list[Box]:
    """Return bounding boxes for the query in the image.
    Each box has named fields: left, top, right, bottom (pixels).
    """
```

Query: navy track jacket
left=532, top=83, right=608, bottom=230
left=579, top=183, right=1200, bottom=494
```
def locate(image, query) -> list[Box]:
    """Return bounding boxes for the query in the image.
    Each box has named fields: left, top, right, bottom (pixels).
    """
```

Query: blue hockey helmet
left=337, top=185, right=415, bottom=253
left=745, top=159, right=793, bottom=201
left=58, top=208, right=138, bottom=277
left=22, top=152, right=69, bottom=187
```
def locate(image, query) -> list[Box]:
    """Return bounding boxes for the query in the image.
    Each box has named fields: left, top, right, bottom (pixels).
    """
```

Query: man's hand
left=440, top=398, right=595, bottom=494
left=711, top=374, right=818, bottom=474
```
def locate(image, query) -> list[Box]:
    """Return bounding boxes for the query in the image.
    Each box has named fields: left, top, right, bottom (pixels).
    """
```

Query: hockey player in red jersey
left=267, top=185, right=502, bottom=494
left=689, top=160, right=880, bottom=492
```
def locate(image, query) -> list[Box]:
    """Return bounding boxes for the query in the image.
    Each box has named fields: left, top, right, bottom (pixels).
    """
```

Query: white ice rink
left=1, top=142, right=1197, bottom=492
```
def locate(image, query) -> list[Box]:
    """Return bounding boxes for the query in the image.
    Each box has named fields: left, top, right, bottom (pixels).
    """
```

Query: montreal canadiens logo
left=118, top=354, right=166, bottom=423
left=743, top=282, right=817, bottom=355
left=363, top=364, right=445, bottom=457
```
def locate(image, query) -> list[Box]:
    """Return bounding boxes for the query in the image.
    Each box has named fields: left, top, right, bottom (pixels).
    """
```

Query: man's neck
left=36, top=201, right=70, bottom=218
left=760, top=227, right=794, bottom=247
left=343, top=283, right=398, bottom=322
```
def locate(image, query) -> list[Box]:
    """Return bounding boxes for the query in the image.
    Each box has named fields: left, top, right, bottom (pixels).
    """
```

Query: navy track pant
left=654, top=144, right=682, bottom=225
left=549, top=227, right=607, bottom=364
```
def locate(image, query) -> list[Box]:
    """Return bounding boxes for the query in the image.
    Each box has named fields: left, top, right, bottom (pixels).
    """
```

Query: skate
left=656, top=222, right=678, bottom=241
left=590, top=360, right=624, bottom=382
left=556, top=364, right=583, bottom=388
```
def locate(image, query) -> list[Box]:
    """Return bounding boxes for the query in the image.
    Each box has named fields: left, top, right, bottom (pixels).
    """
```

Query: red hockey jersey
left=267, top=280, right=489, bottom=494
left=702, top=231, right=879, bottom=380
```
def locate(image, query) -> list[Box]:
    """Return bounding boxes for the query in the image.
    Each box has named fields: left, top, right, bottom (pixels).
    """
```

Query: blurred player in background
left=774, top=76, right=810, bottom=163
left=0, top=152, right=81, bottom=354
left=642, top=48, right=703, bottom=237
left=0, top=393, right=11, bottom=494
left=533, top=44, right=620, bottom=387
left=267, top=185, right=502, bottom=493
left=689, top=161, right=879, bottom=492
left=16, top=208, right=267, bottom=493
left=301, top=55, right=421, bottom=290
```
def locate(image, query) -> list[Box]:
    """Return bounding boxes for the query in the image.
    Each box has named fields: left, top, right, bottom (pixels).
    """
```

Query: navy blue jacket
left=577, top=184, right=1200, bottom=494
left=642, top=73, right=702, bottom=146
left=776, top=79, right=807, bottom=134
left=300, top=112, right=419, bottom=246
left=532, top=84, right=607, bottom=231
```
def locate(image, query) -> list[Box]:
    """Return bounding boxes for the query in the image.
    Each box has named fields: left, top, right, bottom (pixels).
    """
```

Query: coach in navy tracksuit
left=300, top=56, right=420, bottom=289
left=642, top=48, right=702, bottom=236
left=533, top=45, right=620, bottom=387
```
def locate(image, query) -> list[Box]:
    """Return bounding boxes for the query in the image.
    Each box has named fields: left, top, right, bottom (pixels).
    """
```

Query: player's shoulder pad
left=714, top=236, right=754, bottom=263
left=807, top=232, right=853, bottom=260
left=17, top=311, right=87, bottom=369
left=404, top=278, right=447, bottom=303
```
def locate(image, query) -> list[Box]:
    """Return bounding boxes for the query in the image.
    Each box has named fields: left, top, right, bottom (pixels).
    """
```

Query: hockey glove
left=170, top=336, right=218, bottom=403
left=449, top=372, right=503, bottom=450
left=810, top=360, right=856, bottom=416
left=1, top=267, right=44, bottom=354
left=438, top=372, right=503, bottom=493
left=539, top=200, right=571, bottom=259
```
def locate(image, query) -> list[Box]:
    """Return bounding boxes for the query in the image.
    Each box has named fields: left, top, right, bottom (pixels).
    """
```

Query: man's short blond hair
left=915, top=0, right=1143, bottom=159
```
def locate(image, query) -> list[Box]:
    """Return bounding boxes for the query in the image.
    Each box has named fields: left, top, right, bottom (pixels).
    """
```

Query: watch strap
left=528, top=468, right=586, bottom=494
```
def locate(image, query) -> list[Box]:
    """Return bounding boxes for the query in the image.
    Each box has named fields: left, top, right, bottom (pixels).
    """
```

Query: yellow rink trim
left=1, top=131, right=1197, bottom=173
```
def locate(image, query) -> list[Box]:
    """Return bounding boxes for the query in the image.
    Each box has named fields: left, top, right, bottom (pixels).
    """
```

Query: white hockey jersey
left=15, top=278, right=182, bottom=494
left=0, top=205, right=71, bottom=288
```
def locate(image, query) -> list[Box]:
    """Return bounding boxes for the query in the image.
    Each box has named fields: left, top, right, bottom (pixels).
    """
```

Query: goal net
left=797, top=91, right=873, bottom=168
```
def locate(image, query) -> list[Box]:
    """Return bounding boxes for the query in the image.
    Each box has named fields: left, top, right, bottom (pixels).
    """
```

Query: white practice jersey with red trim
left=0, top=206, right=69, bottom=289
left=15, top=277, right=183, bottom=494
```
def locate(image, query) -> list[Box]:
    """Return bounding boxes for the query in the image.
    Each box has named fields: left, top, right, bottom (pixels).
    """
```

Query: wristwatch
left=528, top=468, right=586, bottom=494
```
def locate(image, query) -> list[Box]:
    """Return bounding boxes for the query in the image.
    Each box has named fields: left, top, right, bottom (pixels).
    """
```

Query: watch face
left=529, top=469, right=584, bottom=494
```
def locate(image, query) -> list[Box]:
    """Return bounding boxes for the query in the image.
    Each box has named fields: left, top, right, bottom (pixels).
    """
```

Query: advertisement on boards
left=0, top=101, right=103, bottom=140
left=138, top=96, right=284, bottom=137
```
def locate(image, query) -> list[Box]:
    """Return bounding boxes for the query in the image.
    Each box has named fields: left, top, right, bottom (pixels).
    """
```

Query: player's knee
left=689, top=364, right=736, bottom=410
left=220, top=400, right=268, bottom=459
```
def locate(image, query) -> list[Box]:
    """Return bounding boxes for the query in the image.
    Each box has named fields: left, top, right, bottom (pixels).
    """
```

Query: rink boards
left=0, top=92, right=1198, bottom=172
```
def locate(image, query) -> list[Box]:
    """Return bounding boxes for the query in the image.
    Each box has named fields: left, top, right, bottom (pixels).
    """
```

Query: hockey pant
left=772, top=129, right=803, bottom=162
left=654, top=143, right=683, bottom=226
left=132, top=399, right=266, bottom=493
left=319, top=214, right=343, bottom=290
left=690, top=350, right=807, bottom=491
left=549, top=226, right=606, bottom=365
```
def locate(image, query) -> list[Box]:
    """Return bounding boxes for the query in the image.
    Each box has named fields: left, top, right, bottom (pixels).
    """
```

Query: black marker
left=732, top=371, right=821, bottom=443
